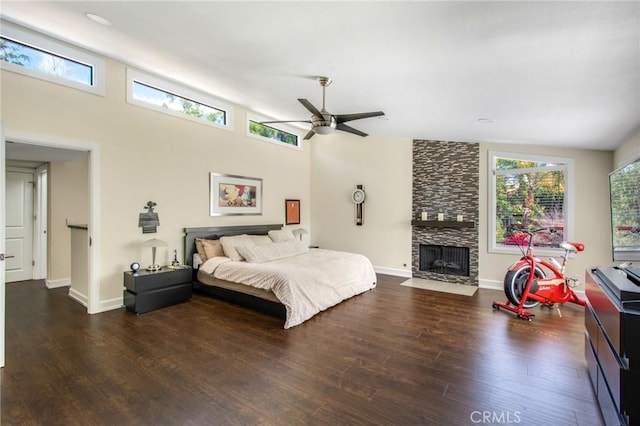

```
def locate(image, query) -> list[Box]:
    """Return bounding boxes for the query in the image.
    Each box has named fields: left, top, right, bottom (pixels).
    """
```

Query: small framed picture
left=285, top=199, right=300, bottom=225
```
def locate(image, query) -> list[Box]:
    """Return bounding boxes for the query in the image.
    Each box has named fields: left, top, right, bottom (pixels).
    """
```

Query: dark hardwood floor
left=2, top=276, right=603, bottom=425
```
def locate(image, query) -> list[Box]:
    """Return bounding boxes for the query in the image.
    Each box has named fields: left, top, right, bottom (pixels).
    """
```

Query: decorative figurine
left=171, top=249, right=180, bottom=267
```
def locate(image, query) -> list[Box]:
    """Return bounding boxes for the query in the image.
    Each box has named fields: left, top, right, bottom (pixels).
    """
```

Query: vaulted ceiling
left=2, top=1, right=638, bottom=150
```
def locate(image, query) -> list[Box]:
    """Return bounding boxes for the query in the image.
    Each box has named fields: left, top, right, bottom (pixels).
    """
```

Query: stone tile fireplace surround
left=412, top=140, right=479, bottom=286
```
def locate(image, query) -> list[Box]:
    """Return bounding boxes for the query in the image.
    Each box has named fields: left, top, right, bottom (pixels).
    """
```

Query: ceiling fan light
left=313, top=126, right=336, bottom=135
left=311, top=114, right=337, bottom=135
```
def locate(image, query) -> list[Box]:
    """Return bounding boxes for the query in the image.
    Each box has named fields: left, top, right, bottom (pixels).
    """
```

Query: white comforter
left=199, top=249, right=376, bottom=328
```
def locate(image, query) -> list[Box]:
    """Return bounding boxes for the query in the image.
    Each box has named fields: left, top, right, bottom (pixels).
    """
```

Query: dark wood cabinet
left=585, top=267, right=640, bottom=426
left=124, top=267, right=192, bottom=314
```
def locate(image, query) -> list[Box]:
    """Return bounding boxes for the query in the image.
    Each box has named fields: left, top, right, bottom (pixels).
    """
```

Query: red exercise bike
left=492, top=228, right=586, bottom=320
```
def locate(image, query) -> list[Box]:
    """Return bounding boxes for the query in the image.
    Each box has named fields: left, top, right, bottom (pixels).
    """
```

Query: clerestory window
left=126, top=68, right=233, bottom=130
left=0, top=21, right=105, bottom=95
left=246, top=116, right=301, bottom=149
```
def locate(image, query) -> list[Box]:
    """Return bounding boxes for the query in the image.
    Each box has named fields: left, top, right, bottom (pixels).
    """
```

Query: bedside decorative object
left=170, top=249, right=180, bottom=267
left=352, top=185, right=365, bottom=226
left=285, top=199, right=301, bottom=225
left=167, top=249, right=188, bottom=269
left=142, top=238, right=167, bottom=271
left=138, top=201, right=160, bottom=234
left=130, top=262, right=140, bottom=272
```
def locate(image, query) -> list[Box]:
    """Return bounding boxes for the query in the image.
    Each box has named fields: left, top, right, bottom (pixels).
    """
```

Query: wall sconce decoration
left=138, top=201, right=160, bottom=233
left=142, top=238, right=167, bottom=271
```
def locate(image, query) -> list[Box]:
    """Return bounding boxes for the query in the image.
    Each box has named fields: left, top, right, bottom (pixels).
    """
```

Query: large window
left=0, top=21, right=105, bottom=95
left=489, top=151, right=573, bottom=253
left=126, top=69, right=233, bottom=130
left=610, top=158, right=640, bottom=261
left=246, top=114, right=301, bottom=149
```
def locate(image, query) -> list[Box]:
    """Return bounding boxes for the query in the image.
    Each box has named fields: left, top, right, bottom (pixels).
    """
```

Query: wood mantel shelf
left=411, top=219, right=475, bottom=228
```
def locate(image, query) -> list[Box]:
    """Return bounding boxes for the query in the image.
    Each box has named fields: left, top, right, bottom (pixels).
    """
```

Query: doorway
left=1, top=131, right=101, bottom=368
left=0, top=132, right=100, bottom=302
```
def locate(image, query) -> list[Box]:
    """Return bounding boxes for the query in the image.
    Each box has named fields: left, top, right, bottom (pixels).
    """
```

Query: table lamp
left=292, top=228, right=308, bottom=241
left=142, top=238, right=167, bottom=271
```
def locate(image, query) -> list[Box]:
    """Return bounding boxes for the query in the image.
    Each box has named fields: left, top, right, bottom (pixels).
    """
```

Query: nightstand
left=123, top=266, right=192, bottom=314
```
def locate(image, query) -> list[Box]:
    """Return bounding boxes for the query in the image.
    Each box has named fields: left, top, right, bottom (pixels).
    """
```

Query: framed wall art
left=210, top=172, right=263, bottom=216
left=285, top=199, right=300, bottom=225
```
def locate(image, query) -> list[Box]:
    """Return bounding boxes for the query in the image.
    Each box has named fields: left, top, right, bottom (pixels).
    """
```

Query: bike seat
left=561, top=241, right=585, bottom=252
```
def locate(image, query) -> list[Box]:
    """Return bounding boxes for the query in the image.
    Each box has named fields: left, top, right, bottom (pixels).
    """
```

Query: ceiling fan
left=261, top=77, right=385, bottom=140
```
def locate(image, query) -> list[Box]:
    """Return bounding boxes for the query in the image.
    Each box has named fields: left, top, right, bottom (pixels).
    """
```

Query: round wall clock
left=352, top=188, right=366, bottom=204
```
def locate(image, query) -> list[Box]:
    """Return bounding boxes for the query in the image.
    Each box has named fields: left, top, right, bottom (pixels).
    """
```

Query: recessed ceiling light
left=85, top=13, right=111, bottom=26
left=477, top=118, right=494, bottom=124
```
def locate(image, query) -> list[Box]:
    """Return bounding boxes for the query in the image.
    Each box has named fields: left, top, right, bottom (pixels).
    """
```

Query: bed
left=184, top=224, right=376, bottom=328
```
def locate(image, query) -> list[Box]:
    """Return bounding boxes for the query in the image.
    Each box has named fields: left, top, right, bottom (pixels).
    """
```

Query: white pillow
left=268, top=229, right=296, bottom=242
left=236, top=240, right=309, bottom=263
left=249, top=235, right=272, bottom=245
left=219, top=234, right=254, bottom=261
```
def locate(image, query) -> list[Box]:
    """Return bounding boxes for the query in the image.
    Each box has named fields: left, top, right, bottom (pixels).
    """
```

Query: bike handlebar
left=508, top=227, right=558, bottom=252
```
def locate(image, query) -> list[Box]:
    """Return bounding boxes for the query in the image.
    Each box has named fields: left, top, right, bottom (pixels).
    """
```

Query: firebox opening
left=419, top=244, right=470, bottom=277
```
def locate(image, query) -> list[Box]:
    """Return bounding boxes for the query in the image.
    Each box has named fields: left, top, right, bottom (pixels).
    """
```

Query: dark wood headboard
left=183, top=224, right=283, bottom=267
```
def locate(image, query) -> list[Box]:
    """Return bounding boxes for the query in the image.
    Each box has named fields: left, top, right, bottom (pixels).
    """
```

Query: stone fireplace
left=412, top=140, right=479, bottom=286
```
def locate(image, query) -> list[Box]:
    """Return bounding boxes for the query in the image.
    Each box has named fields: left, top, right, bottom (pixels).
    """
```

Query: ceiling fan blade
left=298, top=99, right=323, bottom=117
left=303, top=129, right=316, bottom=140
left=335, top=111, right=385, bottom=124
left=259, top=120, right=311, bottom=124
left=336, top=123, right=368, bottom=137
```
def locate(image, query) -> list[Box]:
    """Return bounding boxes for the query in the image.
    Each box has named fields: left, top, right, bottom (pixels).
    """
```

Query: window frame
left=0, top=20, right=105, bottom=96
left=245, top=113, right=303, bottom=150
left=488, top=150, right=574, bottom=256
left=126, top=68, right=234, bottom=131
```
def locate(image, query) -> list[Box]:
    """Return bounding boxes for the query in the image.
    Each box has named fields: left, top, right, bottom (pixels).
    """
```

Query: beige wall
left=48, top=155, right=89, bottom=281
left=2, top=57, right=311, bottom=304
left=310, top=134, right=413, bottom=275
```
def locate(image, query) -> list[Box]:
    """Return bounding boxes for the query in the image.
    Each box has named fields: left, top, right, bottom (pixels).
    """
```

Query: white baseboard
left=374, top=266, right=412, bottom=278
left=46, top=278, right=70, bottom=289
left=68, top=287, right=88, bottom=307
left=479, top=279, right=503, bottom=291
left=68, top=289, right=123, bottom=313
left=97, top=297, right=124, bottom=313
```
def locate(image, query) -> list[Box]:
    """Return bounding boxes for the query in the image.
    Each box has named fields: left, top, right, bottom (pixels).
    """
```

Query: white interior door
left=5, top=168, right=34, bottom=283
left=35, top=165, right=48, bottom=279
